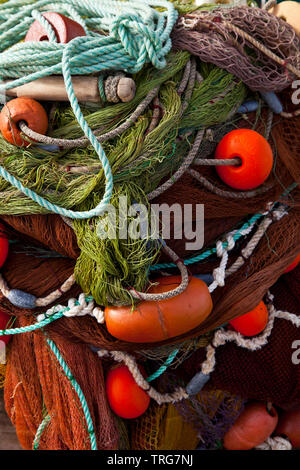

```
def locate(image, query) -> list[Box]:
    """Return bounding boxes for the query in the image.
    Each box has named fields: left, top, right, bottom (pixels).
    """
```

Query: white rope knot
left=209, top=235, right=235, bottom=293
left=37, top=293, right=105, bottom=324
left=256, top=436, right=292, bottom=450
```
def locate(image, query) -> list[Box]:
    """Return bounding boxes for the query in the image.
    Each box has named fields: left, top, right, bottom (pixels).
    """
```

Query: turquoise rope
left=146, top=348, right=179, bottom=382
left=46, top=337, right=98, bottom=450
left=150, top=211, right=264, bottom=271
left=33, top=414, right=51, bottom=450
left=0, top=311, right=63, bottom=336
left=0, top=0, right=177, bottom=219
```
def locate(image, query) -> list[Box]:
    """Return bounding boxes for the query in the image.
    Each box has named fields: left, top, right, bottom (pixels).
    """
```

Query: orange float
left=105, top=276, right=213, bottom=343
left=229, top=301, right=268, bottom=337
left=215, top=129, right=273, bottom=190
left=223, top=402, right=278, bottom=450
left=25, top=12, right=86, bottom=43
left=0, top=97, right=48, bottom=146
left=106, top=364, right=150, bottom=419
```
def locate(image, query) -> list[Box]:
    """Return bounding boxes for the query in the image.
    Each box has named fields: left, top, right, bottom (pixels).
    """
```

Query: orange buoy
left=275, top=408, right=300, bottom=448
left=105, top=276, right=213, bottom=343
left=106, top=364, right=150, bottom=419
left=0, top=97, right=48, bottom=146
left=25, top=12, right=86, bottom=43
left=229, top=301, right=269, bottom=337
left=215, top=129, right=273, bottom=190
left=223, top=402, right=278, bottom=450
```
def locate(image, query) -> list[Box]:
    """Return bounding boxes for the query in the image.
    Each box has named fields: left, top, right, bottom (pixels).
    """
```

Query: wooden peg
left=4, top=75, right=136, bottom=103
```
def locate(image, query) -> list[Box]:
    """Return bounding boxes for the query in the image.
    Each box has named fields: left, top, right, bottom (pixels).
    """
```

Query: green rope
left=46, top=337, right=98, bottom=450
left=33, top=414, right=51, bottom=450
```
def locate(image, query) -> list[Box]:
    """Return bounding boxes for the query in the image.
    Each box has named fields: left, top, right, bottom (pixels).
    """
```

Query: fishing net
left=0, top=0, right=298, bottom=451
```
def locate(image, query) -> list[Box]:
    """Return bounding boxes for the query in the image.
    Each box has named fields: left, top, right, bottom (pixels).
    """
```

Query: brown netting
left=171, top=6, right=300, bottom=92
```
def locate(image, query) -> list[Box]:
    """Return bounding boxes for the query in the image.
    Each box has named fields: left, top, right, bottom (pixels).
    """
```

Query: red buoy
left=0, top=97, right=48, bottom=147
left=284, top=253, right=300, bottom=274
left=0, top=310, right=12, bottom=345
left=229, top=301, right=268, bottom=337
left=25, top=12, right=86, bottom=43
left=223, top=402, right=278, bottom=450
left=106, top=365, right=150, bottom=419
left=215, top=129, right=273, bottom=190
left=0, top=223, right=8, bottom=268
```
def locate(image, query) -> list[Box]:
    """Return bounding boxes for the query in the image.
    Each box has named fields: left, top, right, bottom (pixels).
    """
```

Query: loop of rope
left=129, top=242, right=189, bottom=301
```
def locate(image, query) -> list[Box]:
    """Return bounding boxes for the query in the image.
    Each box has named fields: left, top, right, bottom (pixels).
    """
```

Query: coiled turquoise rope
left=0, top=0, right=177, bottom=219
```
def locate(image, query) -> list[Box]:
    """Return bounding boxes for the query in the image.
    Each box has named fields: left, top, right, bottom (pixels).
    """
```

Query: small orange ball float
left=25, top=12, right=86, bottom=43
left=284, top=253, right=300, bottom=274
left=229, top=301, right=268, bottom=337
left=105, top=276, right=213, bottom=343
left=0, top=223, right=8, bottom=268
left=0, top=310, right=12, bottom=345
left=0, top=97, right=48, bottom=147
left=215, top=129, right=273, bottom=190
left=223, top=402, right=278, bottom=450
left=106, top=364, right=150, bottom=419
left=275, top=408, right=300, bottom=448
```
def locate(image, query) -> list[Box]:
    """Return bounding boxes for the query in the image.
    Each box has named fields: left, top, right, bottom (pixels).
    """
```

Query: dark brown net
left=179, top=265, right=300, bottom=410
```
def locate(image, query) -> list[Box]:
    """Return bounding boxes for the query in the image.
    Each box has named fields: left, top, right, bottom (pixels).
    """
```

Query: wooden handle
left=4, top=75, right=136, bottom=103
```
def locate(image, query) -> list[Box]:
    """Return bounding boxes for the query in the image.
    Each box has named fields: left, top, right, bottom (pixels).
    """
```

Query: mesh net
left=172, top=6, right=300, bottom=92
left=180, top=265, right=300, bottom=409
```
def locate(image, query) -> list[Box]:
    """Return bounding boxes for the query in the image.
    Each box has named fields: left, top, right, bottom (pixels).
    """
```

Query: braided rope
left=129, top=242, right=189, bottom=301
left=46, top=336, right=97, bottom=450
left=32, top=414, right=51, bottom=450
left=19, top=86, right=159, bottom=149
left=150, top=211, right=265, bottom=271
left=196, top=295, right=300, bottom=380
left=256, top=436, right=292, bottom=450
left=97, top=349, right=188, bottom=405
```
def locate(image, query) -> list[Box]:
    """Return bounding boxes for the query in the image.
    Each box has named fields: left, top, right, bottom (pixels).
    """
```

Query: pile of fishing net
left=0, top=0, right=299, bottom=451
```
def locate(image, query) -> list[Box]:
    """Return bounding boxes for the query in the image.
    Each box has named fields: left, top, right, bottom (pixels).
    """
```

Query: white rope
left=97, top=349, right=188, bottom=405
left=256, top=436, right=292, bottom=450
left=226, top=206, right=288, bottom=277
left=198, top=295, right=299, bottom=377
left=37, top=292, right=104, bottom=324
